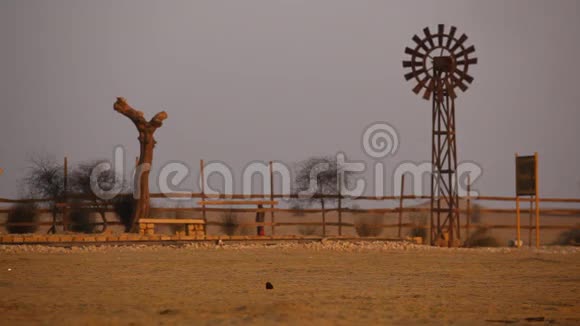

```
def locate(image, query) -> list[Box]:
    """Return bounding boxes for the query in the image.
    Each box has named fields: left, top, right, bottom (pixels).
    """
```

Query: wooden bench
left=138, top=218, right=205, bottom=236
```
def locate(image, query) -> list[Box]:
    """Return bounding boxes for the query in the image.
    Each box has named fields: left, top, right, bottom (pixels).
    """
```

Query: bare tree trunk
left=114, top=97, right=167, bottom=231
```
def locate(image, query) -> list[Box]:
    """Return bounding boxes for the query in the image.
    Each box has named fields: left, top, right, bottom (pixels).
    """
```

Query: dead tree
left=114, top=97, right=167, bottom=230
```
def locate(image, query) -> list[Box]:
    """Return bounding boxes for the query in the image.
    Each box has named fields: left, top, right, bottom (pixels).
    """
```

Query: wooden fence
left=1, top=192, right=579, bottom=239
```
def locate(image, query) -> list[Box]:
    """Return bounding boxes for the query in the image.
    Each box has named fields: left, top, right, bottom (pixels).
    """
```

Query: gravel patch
left=1, top=241, right=578, bottom=255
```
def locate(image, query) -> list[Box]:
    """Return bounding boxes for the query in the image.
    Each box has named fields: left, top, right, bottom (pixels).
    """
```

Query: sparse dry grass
left=0, top=243, right=578, bottom=325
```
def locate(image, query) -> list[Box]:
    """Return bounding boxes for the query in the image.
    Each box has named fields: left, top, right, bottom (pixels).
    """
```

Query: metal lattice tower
left=402, top=24, right=478, bottom=246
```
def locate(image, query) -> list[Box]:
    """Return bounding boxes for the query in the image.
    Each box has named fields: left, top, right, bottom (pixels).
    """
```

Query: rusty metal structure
left=402, top=24, right=477, bottom=246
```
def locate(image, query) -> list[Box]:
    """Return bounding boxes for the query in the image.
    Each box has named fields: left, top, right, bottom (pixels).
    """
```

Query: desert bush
left=220, top=209, right=239, bottom=236
left=408, top=212, right=428, bottom=238
left=470, top=204, right=482, bottom=224
left=298, top=225, right=321, bottom=236
left=112, top=195, right=134, bottom=232
left=6, top=202, right=39, bottom=234
left=355, top=215, right=384, bottom=237
left=69, top=160, right=125, bottom=232
left=554, top=227, right=580, bottom=245
left=68, top=202, right=95, bottom=233
left=291, top=156, right=356, bottom=210
left=464, top=227, right=500, bottom=247
left=22, top=156, right=65, bottom=229
left=290, top=203, right=306, bottom=217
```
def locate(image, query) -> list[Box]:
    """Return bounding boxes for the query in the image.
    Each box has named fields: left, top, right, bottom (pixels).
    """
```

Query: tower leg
left=431, top=72, right=460, bottom=247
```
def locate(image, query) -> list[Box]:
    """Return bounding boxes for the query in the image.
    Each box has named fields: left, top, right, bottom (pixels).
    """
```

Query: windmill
left=402, top=24, right=478, bottom=246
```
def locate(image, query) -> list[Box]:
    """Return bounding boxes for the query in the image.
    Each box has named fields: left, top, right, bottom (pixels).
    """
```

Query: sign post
left=534, top=152, right=540, bottom=248
left=515, top=152, right=539, bottom=248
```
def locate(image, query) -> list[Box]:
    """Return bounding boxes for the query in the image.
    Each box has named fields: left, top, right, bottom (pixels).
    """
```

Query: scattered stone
left=524, top=317, right=545, bottom=322
left=0, top=243, right=578, bottom=255
left=485, top=319, right=518, bottom=324
left=266, top=282, right=274, bottom=290
left=159, top=309, right=178, bottom=315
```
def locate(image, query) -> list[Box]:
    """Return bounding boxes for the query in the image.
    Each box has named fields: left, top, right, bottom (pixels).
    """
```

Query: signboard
left=515, top=152, right=540, bottom=248
left=516, top=155, right=536, bottom=196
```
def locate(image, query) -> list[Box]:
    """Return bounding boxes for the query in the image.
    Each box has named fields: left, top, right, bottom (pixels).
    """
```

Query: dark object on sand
left=265, top=282, right=274, bottom=290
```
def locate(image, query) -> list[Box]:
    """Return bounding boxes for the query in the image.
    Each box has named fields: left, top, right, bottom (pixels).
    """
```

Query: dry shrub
left=112, top=195, right=134, bottom=232
left=68, top=202, right=96, bottom=234
left=290, top=203, right=306, bottom=217
left=464, top=227, right=500, bottom=247
left=6, top=202, right=39, bottom=234
left=470, top=204, right=482, bottom=224
left=554, top=227, right=580, bottom=245
left=408, top=212, right=428, bottom=238
left=298, top=225, right=321, bottom=236
left=355, top=215, right=384, bottom=237
left=220, top=210, right=240, bottom=236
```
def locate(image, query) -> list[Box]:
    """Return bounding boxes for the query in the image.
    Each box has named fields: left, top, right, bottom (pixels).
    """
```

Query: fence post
left=269, top=161, right=275, bottom=236
left=200, top=159, right=207, bottom=236
left=321, top=198, right=326, bottom=237
left=466, top=175, right=471, bottom=241
left=516, top=195, right=521, bottom=247
left=398, top=174, right=405, bottom=238
left=62, top=156, right=68, bottom=232
left=529, top=198, right=533, bottom=247
left=338, top=174, right=342, bottom=236
left=534, top=152, right=540, bottom=248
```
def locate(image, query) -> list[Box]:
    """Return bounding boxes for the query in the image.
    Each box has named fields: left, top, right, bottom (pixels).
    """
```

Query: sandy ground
left=0, top=242, right=579, bottom=325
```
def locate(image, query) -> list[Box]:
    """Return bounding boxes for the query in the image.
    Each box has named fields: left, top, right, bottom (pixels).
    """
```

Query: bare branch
left=149, top=111, right=168, bottom=128
left=113, top=97, right=146, bottom=125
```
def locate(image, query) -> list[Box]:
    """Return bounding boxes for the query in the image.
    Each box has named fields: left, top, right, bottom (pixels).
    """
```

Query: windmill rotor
left=402, top=24, right=478, bottom=101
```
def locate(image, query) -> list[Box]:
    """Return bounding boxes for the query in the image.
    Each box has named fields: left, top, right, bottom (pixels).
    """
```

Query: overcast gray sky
left=1, top=0, right=579, bottom=200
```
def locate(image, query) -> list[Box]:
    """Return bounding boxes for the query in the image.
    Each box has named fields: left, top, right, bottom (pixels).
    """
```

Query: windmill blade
left=455, top=45, right=475, bottom=58
left=423, top=78, right=435, bottom=100
left=423, top=27, right=435, bottom=48
left=445, top=26, right=457, bottom=48
left=450, top=34, right=468, bottom=53
left=454, top=69, right=474, bottom=83
left=413, top=75, right=430, bottom=94
left=404, top=68, right=426, bottom=81
left=405, top=47, right=425, bottom=58
left=456, top=58, right=478, bottom=65
left=404, top=25, right=475, bottom=99
left=402, top=60, right=422, bottom=68
left=437, top=24, right=444, bottom=46
left=450, top=74, right=468, bottom=92
left=412, top=35, right=430, bottom=53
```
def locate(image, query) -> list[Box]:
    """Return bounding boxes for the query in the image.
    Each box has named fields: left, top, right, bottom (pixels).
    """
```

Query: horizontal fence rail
left=3, top=193, right=580, bottom=203
left=1, top=192, right=579, bottom=241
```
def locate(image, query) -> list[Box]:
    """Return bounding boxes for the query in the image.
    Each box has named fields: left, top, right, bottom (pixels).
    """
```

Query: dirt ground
left=0, top=242, right=579, bottom=325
